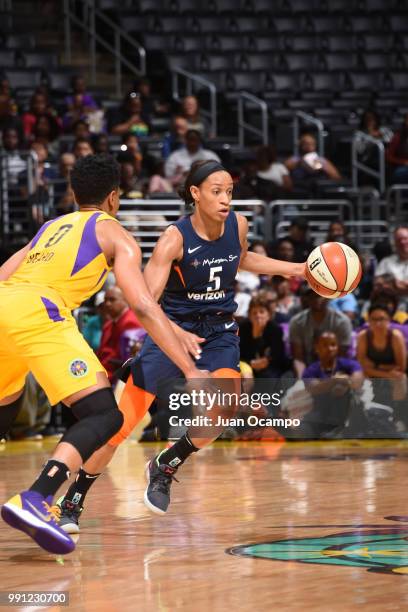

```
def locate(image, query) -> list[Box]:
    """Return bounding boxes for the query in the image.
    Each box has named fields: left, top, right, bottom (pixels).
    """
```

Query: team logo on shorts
left=69, top=359, right=88, bottom=377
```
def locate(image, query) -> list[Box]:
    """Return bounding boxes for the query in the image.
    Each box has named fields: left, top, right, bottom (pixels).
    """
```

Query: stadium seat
left=362, top=53, right=389, bottom=70
left=0, top=49, right=14, bottom=67
left=324, top=53, right=361, bottom=71
left=21, top=52, right=58, bottom=69
left=326, top=35, right=356, bottom=52
left=199, top=54, right=233, bottom=71
left=227, top=16, right=265, bottom=33
left=284, top=53, right=318, bottom=72
left=305, top=72, right=345, bottom=93
left=226, top=71, right=265, bottom=93
left=240, top=53, right=275, bottom=71
left=167, top=53, right=197, bottom=71
left=5, top=69, right=42, bottom=90
left=249, top=35, right=283, bottom=52
left=358, top=34, right=394, bottom=51
left=206, top=34, right=248, bottom=52
left=5, top=34, right=35, bottom=49
left=285, top=35, right=320, bottom=52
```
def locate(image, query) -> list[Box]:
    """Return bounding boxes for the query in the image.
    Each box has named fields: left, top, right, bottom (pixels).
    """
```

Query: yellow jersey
left=4, top=210, right=117, bottom=310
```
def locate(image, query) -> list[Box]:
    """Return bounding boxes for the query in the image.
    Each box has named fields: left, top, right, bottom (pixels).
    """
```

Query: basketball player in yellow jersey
left=0, top=154, right=206, bottom=555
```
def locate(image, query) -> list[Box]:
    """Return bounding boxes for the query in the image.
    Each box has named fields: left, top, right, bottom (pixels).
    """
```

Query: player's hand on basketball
left=175, top=328, right=205, bottom=360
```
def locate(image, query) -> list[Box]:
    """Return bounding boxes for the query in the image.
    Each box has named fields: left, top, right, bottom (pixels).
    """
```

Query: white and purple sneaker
left=1, top=490, right=75, bottom=555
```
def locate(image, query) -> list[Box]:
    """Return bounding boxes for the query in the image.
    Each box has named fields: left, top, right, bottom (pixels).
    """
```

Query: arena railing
left=266, top=199, right=353, bottom=237
left=386, top=184, right=408, bottom=226
left=237, top=91, right=268, bottom=147
left=293, top=111, right=326, bottom=157
left=117, top=198, right=265, bottom=261
left=63, top=0, right=146, bottom=97
left=351, top=131, right=385, bottom=195
left=172, top=68, right=217, bottom=137
left=0, top=151, right=38, bottom=245
left=276, top=219, right=390, bottom=253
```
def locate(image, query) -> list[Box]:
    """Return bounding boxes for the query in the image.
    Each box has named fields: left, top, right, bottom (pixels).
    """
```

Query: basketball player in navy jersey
left=57, top=160, right=306, bottom=530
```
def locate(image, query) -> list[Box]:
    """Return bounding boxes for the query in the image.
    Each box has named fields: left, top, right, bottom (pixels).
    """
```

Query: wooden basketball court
left=1, top=438, right=408, bottom=611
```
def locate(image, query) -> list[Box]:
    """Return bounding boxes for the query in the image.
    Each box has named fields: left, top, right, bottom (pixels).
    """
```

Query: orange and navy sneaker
left=1, top=490, right=75, bottom=555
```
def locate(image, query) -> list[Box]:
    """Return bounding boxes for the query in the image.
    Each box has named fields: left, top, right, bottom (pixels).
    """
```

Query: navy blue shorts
left=131, top=318, right=240, bottom=396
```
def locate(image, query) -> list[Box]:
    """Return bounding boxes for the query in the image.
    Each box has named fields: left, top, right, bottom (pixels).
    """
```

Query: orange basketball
left=306, top=242, right=362, bottom=298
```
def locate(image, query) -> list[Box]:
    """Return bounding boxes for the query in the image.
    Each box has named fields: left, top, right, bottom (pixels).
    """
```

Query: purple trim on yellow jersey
left=41, top=296, right=65, bottom=322
left=31, top=218, right=56, bottom=248
left=95, top=268, right=107, bottom=287
left=71, top=212, right=102, bottom=277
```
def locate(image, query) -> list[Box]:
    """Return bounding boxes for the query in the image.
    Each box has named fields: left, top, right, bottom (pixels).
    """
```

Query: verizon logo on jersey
left=187, top=290, right=226, bottom=301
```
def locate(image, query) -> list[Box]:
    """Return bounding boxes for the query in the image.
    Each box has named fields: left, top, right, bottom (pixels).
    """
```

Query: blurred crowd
left=2, top=74, right=408, bottom=441
left=2, top=73, right=408, bottom=235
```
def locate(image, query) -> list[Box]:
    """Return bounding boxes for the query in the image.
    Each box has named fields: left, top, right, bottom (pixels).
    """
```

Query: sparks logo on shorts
left=69, top=359, right=88, bottom=377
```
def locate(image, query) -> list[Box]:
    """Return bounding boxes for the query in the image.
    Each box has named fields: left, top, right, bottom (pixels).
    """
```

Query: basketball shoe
left=144, top=456, right=179, bottom=515
left=1, top=490, right=75, bottom=554
left=55, top=497, right=83, bottom=534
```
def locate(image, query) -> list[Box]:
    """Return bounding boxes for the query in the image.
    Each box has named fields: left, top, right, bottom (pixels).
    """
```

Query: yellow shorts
left=0, top=285, right=105, bottom=405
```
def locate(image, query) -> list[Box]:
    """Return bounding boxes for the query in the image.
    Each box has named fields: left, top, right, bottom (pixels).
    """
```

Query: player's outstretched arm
left=99, top=221, right=202, bottom=379
left=143, top=225, right=205, bottom=359
left=0, top=243, right=31, bottom=281
left=236, top=214, right=306, bottom=278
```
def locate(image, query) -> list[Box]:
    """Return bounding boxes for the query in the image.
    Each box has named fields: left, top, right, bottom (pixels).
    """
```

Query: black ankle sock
left=157, top=432, right=199, bottom=468
left=29, top=460, right=71, bottom=498
left=64, top=468, right=101, bottom=506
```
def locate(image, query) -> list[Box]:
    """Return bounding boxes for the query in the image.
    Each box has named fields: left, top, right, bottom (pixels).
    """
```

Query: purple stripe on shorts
left=30, top=218, right=57, bottom=248
left=41, top=297, right=65, bottom=322
left=71, top=212, right=102, bottom=277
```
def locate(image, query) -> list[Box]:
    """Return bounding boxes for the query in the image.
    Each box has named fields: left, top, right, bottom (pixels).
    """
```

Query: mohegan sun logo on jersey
left=227, top=518, right=408, bottom=575
left=69, top=359, right=88, bottom=377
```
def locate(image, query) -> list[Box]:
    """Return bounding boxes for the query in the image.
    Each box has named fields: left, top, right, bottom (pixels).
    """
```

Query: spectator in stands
left=375, top=226, right=408, bottom=300
left=273, top=275, right=300, bottom=322
left=0, top=90, right=21, bottom=136
left=110, top=91, right=149, bottom=137
left=326, top=220, right=358, bottom=252
left=299, top=331, right=364, bottom=439
left=63, top=92, right=103, bottom=134
left=147, top=159, right=173, bottom=195
left=162, top=115, right=188, bottom=159
left=164, top=129, right=220, bottom=187
left=290, top=287, right=352, bottom=378
left=55, top=151, right=76, bottom=214
left=285, top=132, right=341, bottom=193
left=256, top=144, right=292, bottom=193
left=72, top=119, right=91, bottom=140
left=82, top=292, right=106, bottom=352
left=119, top=161, right=145, bottom=199
left=356, top=110, right=393, bottom=171
left=22, top=92, right=60, bottom=140
left=180, top=95, right=210, bottom=138
left=32, top=113, right=60, bottom=157
left=2, top=127, right=26, bottom=185
left=357, top=303, right=407, bottom=427
left=240, top=296, right=290, bottom=378
left=386, top=113, right=408, bottom=184
left=73, top=137, right=93, bottom=158
left=97, top=286, right=142, bottom=382
left=329, top=294, right=359, bottom=323
left=270, top=238, right=303, bottom=293
left=361, top=285, right=408, bottom=325
left=65, top=75, right=98, bottom=112
left=133, top=77, right=169, bottom=121
left=233, top=280, right=252, bottom=320
left=121, top=132, right=143, bottom=174
left=269, top=218, right=314, bottom=264
left=257, top=288, right=288, bottom=324
left=92, top=133, right=110, bottom=155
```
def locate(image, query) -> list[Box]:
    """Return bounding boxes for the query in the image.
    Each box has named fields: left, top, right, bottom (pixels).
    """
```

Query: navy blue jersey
left=160, top=211, right=241, bottom=319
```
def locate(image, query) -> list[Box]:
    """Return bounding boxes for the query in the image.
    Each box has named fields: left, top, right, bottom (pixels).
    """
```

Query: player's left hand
left=175, top=327, right=205, bottom=360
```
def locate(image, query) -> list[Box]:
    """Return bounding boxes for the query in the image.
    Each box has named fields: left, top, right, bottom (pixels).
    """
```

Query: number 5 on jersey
left=207, top=266, right=222, bottom=292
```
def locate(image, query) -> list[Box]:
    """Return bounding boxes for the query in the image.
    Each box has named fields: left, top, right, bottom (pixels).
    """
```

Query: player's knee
left=61, top=388, right=124, bottom=462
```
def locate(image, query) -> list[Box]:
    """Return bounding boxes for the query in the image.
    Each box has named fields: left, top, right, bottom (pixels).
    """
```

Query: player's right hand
left=175, top=328, right=205, bottom=360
